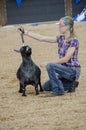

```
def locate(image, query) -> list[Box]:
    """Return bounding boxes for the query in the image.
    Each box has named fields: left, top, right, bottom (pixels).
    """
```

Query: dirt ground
left=0, top=21, right=86, bottom=130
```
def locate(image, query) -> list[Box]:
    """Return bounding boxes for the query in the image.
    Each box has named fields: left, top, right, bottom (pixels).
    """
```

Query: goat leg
left=34, top=84, right=39, bottom=95
left=19, top=83, right=23, bottom=93
left=39, top=81, right=43, bottom=92
left=22, top=84, right=26, bottom=96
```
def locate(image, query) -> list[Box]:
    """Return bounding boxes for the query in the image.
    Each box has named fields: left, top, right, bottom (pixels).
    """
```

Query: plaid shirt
left=57, top=35, right=80, bottom=67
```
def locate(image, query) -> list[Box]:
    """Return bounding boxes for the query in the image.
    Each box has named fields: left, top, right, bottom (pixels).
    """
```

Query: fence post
left=64, top=0, right=72, bottom=17
left=0, top=0, right=7, bottom=26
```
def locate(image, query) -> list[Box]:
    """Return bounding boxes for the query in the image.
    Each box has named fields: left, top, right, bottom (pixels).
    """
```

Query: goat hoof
left=19, top=90, right=22, bottom=93
left=22, top=94, right=26, bottom=96
left=40, top=89, right=43, bottom=92
left=36, top=93, right=39, bottom=95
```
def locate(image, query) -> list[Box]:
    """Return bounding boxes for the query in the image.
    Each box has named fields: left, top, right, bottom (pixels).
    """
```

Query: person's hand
left=40, top=62, right=48, bottom=68
left=18, top=26, right=25, bottom=34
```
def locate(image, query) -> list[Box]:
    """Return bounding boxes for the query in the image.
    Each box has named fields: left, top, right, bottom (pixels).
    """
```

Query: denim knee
left=46, top=63, right=53, bottom=72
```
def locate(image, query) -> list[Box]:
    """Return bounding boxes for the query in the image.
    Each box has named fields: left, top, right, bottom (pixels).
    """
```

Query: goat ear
left=14, top=49, right=20, bottom=53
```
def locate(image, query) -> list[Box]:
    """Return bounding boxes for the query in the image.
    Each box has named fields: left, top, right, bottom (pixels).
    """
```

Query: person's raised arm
left=25, top=30, right=57, bottom=43
left=18, top=27, right=57, bottom=43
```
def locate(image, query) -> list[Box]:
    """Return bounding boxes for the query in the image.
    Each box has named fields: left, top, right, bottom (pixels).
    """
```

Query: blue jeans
left=42, top=63, right=81, bottom=95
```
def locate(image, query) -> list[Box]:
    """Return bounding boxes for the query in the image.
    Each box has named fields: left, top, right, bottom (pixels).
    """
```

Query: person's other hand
left=40, top=62, right=48, bottom=68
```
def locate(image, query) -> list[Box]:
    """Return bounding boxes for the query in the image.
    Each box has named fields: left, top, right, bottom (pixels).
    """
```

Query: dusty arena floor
left=0, top=22, right=86, bottom=130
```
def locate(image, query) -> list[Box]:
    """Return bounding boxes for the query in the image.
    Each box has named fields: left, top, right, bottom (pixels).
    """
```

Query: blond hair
left=61, top=16, right=76, bottom=41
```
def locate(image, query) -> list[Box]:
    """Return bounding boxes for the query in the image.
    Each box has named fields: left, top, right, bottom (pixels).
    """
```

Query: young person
left=18, top=16, right=81, bottom=96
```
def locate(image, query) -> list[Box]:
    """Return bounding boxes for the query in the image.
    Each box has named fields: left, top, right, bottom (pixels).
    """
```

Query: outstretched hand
left=18, top=26, right=25, bottom=34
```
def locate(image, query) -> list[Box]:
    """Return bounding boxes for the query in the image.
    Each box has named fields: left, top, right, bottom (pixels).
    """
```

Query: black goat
left=16, top=45, right=43, bottom=96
